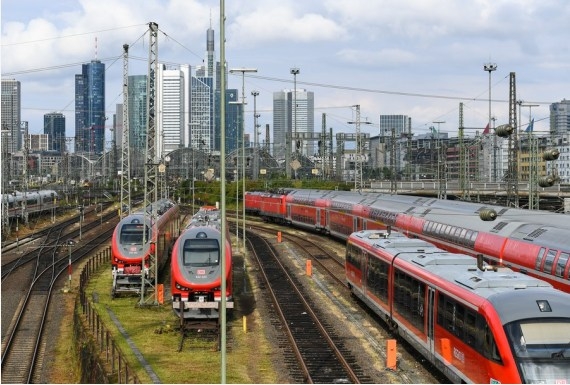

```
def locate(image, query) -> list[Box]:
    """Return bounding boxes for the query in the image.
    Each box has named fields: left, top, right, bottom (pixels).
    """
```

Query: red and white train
left=171, top=206, right=233, bottom=321
left=110, top=198, right=180, bottom=297
left=346, top=229, right=570, bottom=384
left=244, top=189, right=570, bottom=292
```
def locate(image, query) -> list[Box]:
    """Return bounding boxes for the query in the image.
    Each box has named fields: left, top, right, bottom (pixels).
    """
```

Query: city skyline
left=2, top=0, right=569, bottom=146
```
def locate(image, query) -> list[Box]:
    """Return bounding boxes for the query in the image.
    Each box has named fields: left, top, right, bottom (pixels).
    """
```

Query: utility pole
left=140, top=21, right=159, bottom=306
left=120, top=43, right=131, bottom=217
left=347, top=105, right=371, bottom=191
left=432, top=121, right=446, bottom=199
left=484, top=62, right=497, bottom=181
left=506, top=72, right=519, bottom=208
left=251, top=90, right=260, bottom=181
left=522, top=103, right=539, bottom=209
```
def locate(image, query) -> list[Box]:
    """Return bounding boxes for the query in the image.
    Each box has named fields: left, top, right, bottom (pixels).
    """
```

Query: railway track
left=1, top=211, right=117, bottom=383
left=246, top=230, right=372, bottom=384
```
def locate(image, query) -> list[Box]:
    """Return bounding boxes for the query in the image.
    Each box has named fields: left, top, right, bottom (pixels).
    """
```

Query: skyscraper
left=75, top=60, right=105, bottom=154
left=550, top=99, right=570, bottom=135
left=1, top=79, right=21, bottom=153
left=157, top=64, right=186, bottom=156
left=128, top=75, right=148, bottom=151
left=273, top=88, right=315, bottom=158
left=44, top=112, right=66, bottom=153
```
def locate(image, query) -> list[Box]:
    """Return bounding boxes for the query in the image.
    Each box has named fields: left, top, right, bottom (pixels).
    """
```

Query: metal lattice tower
left=21, top=121, right=29, bottom=224
left=141, top=22, right=159, bottom=305
left=528, top=132, right=539, bottom=209
left=506, top=72, right=519, bottom=208
left=120, top=44, right=131, bottom=217
left=2, top=132, right=9, bottom=235
left=458, top=103, right=469, bottom=200
left=321, top=113, right=327, bottom=179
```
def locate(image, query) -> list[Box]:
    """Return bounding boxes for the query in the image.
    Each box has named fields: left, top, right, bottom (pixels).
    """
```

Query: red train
left=110, top=198, right=180, bottom=297
left=244, top=189, right=570, bottom=292
left=170, top=206, right=233, bottom=321
left=346, top=229, right=570, bottom=384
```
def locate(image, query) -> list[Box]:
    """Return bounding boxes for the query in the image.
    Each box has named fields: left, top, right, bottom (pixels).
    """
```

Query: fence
left=75, top=246, right=141, bottom=384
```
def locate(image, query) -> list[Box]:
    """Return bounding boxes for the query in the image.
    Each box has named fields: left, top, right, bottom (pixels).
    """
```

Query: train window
left=182, top=238, right=220, bottom=267
left=542, top=249, right=557, bottom=274
left=367, top=257, right=389, bottom=302
left=120, top=224, right=148, bottom=245
left=555, top=252, right=569, bottom=278
left=535, top=248, right=546, bottom=270
left=394, top=270, right=425, bottom=331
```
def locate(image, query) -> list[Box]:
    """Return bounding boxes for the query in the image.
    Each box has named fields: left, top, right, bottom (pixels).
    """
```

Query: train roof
left=349, top=229, right=555, bottom=303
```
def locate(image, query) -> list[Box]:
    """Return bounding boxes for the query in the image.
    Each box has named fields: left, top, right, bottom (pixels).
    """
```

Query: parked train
left=110, top=198, right=180, bottom=297
left=1, top=190, right=58, bottom=219
left=346, top=229, right=570, bottom=384
left=171, top=206, right=233, bottom=321
left=244, top=189, right=570, bottom=292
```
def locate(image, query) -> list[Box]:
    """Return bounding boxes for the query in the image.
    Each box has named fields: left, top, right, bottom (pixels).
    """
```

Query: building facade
left=44, top=112, right=66, bottom=153
left=550, top=99, right=570, bottom=135
left=272, top=88, right=315, bottom=159
left=74, top=60, right=106, bottom=155
left=1, top=79, right=22, bottom=153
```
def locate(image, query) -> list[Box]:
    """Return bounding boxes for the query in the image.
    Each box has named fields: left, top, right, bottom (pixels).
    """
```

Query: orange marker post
left=386, top=339, right=397, bottom=370
left=277, top=231, right=282, bottom=243
left=157, top=284, right=164, bottom=304
left=306, top=260, right=312, bottom=276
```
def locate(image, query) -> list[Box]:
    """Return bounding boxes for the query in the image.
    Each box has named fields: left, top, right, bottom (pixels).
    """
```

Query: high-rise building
left=44, top=112, right=66, bottom=153
left=550, top=99, right=570, bottom=135
left=1, top=79, right=22, bottom=153
left=75, top=60, right=106, bottom=154
left=157, top=64, right=187, bottom=156
left=128, top=75, right=148, bottom=151
left=192, top=74, right=213, bottom=153
left=273, top=89, right=315, bottom=158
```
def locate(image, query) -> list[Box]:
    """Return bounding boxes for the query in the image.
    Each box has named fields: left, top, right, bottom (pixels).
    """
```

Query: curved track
left=1, top=210, right=118, bottom=383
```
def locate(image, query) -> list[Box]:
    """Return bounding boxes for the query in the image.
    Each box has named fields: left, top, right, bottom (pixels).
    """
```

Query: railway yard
left=1, top=205, right=444, bottom=384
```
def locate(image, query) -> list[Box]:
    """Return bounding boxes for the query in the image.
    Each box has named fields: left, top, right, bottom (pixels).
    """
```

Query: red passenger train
left=110, top=198, right=180, bottom=297
left=170, top=206, right=233, bottom=321
left=244, top=189, right=570, bottom=292
left=346, top=229, right=570, bottom=384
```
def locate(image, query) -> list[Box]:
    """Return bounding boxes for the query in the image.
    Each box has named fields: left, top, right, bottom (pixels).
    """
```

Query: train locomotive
left=110, top=198, right=180, bottom=297
left=171, top=206, right=233, bottom=322
left=244, top=189, right=570, bottom=292
left=346, top=229, right=570, bottom=384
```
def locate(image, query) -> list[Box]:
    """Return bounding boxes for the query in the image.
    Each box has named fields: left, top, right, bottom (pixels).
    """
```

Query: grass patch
left=82, top=262, right=278, bottom=383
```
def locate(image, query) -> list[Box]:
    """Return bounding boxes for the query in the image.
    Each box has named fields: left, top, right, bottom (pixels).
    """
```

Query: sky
left=2, top=0, right=569, bottom=147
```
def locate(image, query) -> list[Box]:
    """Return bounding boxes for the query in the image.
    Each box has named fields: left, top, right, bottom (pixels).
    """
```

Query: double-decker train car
left=110, top=198, right=180, bottom=297
left=346, top=229, right=570, bottom=384
left=244, top=189, right=570, bottom=292
left=2, top=190, right=59, bottom=219
left=171, top=206, right=233, bottom=322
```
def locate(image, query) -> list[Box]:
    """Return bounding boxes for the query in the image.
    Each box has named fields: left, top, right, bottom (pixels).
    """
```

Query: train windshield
left=120, top=224, right=149, bottom=245
left=504, top=319, right=570, bottom=383
left=183, top=239, right=220, bottom=267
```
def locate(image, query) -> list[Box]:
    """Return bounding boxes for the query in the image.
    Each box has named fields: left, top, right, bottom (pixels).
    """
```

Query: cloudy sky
left=2, top=0, right=569, bottom=146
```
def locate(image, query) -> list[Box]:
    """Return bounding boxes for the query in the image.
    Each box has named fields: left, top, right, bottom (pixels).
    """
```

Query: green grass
left=84, top=263, right=278, bottom=384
